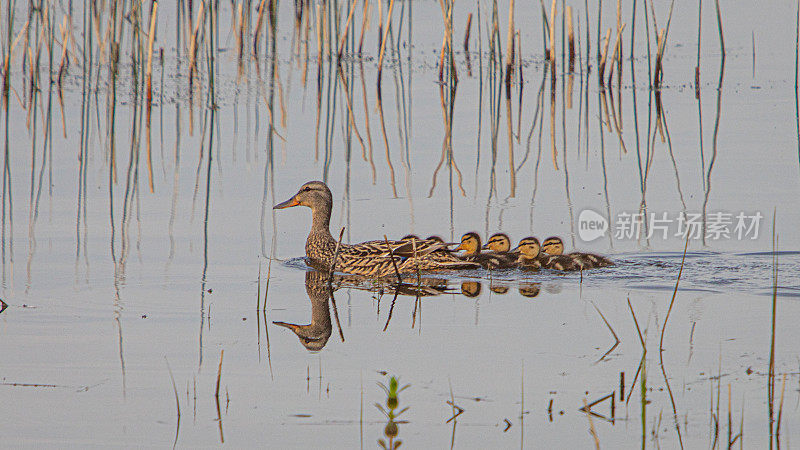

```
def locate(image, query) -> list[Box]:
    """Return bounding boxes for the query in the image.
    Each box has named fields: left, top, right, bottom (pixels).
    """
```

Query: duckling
left=541, top=236, right=613, bottom=268
left=454, top=232, right=517, bottom=270
left=515, top=236, right=582, bottom=271
left=274, top=181, right=481, bottom=277
left=483, top=233, right=515, bottom=253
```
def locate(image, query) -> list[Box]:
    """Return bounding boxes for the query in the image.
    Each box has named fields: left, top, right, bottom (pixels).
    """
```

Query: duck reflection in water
left=274, top=270, right=459, bottom=351
left=273, top=270, right=333, bottom=352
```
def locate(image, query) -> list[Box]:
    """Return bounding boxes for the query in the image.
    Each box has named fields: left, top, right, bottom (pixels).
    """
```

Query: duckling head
left=426, top=235, right=445, bottom=243
left=514, top=237, right=541, bottom=260
left=483, top=233, right=512, bottom=252
left=454, top=232, right=482, bottom=255
left=541, top=236, right=564, bottom=255
left=274, top=181, right=333, bottom=212
left=401, top=234, right=421, bottom=241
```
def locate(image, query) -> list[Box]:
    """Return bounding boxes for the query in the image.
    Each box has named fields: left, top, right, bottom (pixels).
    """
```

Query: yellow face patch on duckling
left=455, top=232, right=481, bottom=255
left=541, top=236, right=564, bottom=255
left=515, top=237, right=542, bottom=259
left=483, top=233, right=511, bottom=252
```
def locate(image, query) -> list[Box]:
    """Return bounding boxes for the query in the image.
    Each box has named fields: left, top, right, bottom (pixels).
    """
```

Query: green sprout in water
left=376, top=376, right=410, bottom=450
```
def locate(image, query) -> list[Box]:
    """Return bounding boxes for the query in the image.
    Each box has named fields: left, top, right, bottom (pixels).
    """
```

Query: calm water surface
left=1, top=0, right=800, bottom=448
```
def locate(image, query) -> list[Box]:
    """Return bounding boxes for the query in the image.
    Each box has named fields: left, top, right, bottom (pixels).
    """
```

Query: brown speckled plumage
left=275, top=181, right=480, bottom=277
left=541, top=236, right=614, bottom=269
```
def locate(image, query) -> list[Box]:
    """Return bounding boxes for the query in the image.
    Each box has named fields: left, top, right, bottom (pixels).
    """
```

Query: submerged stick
left=214, top=349, right=224, bottom=398
left=383, top=235, right=403, bottom=284
left=328, top=227, right=346, bottom=286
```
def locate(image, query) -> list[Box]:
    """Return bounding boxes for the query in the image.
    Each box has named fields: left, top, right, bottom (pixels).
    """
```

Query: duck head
left=274, top=181, right=333, bottom=211
left=541, top=236, right=564, bottom=255
left=454, top=232, right=481, bottom=255
left=483, top=233, right=511, bottom=252
left=514, top=237, right=542, bottom=260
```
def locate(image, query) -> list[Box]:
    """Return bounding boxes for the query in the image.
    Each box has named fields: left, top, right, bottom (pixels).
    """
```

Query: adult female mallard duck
left=514, top=236, right=582, bottom=271
left=541, top=236, right=613, bottom=268
left=274, top=181, right=480, bottom=277
left=454, top=232, right=517, bottom=269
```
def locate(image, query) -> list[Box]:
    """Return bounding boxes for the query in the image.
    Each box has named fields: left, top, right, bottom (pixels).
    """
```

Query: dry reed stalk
left=436, top=0, right=457, bottom=83
left=214, top=349, right=224, bottom=398
left=695, top=0, right=702, bottom=98
left=315, top=3, right=322, bottom=64
left=653, top=28, right=665, bottom=89
left=188, top=1, right=206, bottom=82
left=616, top=0, right=622, bottom=74
left=235, top=2, right=244, bottom=76
left=256, top=260, right=261, bottom=310
left=377, top=0, right=383, bottom=54
left=463, top=12, right=473, bottom=52
left=607, top=23, right=625, bottom=87
left=776, top=373, right=787, bottom=444
left=335, top=66, right=367, bottom=160
left=357, top=0, right=369, bottom=54
left=438, top=33, right=447, bottom=81
left=767, top=212, right=778, bottom=441
left=505, top=0, right=516, bottom=79
left=146, top=1, right=159, bottom=109
left=253, top=0, right=266, bottom=57
left=4, top=20, right=30, bottom=94
left=549, top=0, right=556, bottom=72
left=715, top=0, right=725, bottom=57
left=598, top=28, right=611, bottom=85
left=376, top=0, right=396, bottom=86
left=165, top=358, right=181, bottom=449
left=383, top=235, right=403, bottom=284
left=328, top=227, right=346, bottom=286
left=516, top=30, right=523, bottom=88
left=540, top=0, right=550, bottom=60
left=583, top=398, right=601, bottom=449
left=337, top=0, right=359, bottom=59
left=566, top=6, right=574, bottom=69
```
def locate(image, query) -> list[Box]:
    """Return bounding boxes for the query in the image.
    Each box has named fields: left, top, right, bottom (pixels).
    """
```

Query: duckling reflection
left=273, top=270, right=333, bottom=352
left=460, top=281, right=482, bottom=297
left=489, top=279, right=511, bottom=294
left=518, top=282, right=541, bottom=298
